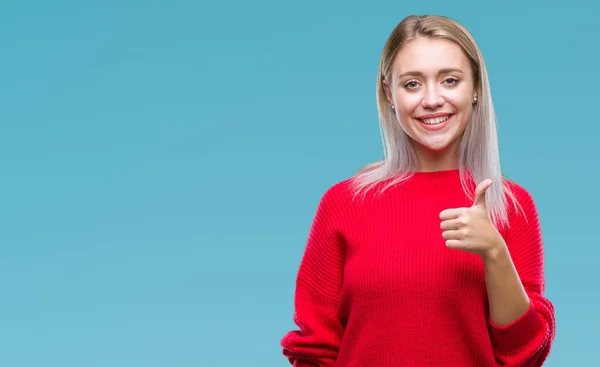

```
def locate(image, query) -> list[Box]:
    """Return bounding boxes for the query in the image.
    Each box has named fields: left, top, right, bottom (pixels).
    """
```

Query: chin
left=421, top=141, right=454, bottom=152
left=413, top=133, right=461, bottom=153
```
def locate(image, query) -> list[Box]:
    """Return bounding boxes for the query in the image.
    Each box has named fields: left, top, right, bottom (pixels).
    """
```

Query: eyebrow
left=397, top=68, right=464, bottom=79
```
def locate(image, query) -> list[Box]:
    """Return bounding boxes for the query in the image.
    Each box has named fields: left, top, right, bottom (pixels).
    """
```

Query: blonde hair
left=351, top=15, right=519, bottom=228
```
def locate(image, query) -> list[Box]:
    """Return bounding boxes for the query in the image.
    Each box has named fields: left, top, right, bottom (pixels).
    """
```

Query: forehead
left=392, top=37, right=471, bottom=76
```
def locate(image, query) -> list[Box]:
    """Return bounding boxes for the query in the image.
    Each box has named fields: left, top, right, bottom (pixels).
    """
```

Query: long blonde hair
left=351, top=15, right=519, bottom=228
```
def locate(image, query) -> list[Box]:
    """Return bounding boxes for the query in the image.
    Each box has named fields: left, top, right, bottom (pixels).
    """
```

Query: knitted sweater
left=280, top=170, right=555, bottom=367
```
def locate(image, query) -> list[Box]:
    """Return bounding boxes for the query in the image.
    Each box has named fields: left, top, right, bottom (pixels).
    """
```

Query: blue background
left=0, top=1, right=596, bottom=365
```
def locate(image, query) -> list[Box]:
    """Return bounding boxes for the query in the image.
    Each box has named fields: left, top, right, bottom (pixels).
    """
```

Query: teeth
left=421, top=115, right=450, bottom=125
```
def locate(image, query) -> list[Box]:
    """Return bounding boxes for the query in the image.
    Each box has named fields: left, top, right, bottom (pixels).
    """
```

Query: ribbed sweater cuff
left=488, top=300, right=544, bottom=354
left=293, top=360, right=319, bottom=367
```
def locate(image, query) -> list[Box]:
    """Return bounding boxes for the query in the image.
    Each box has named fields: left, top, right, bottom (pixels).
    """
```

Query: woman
left=280, top=14, right=556, bottom=367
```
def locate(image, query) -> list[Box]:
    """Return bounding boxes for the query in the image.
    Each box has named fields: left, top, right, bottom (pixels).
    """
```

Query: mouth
left=416, top=114, right=454, bottom=131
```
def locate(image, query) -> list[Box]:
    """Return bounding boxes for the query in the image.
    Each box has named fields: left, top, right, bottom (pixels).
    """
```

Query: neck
left=412, top=140, right=461, bottom=172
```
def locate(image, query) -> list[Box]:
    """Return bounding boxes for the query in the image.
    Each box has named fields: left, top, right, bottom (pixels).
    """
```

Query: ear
left=382, top=78, right=394, bottom=105
left=472, top=82, right=480, bottom=103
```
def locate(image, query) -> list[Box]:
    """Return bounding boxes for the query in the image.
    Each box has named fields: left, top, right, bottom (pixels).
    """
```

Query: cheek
left=446, top=89, right=474, bottom=110
left=394, top=93, right=421, bottom=116
left=447, top=98, right=474, bottom=129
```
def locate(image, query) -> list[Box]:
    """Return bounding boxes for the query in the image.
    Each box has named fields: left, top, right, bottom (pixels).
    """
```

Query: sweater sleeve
left=280, top=184, right=347, bottom=367
left=488, top=184, right=556, bottom=366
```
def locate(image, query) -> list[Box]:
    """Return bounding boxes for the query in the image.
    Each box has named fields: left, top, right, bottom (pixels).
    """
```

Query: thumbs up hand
left=439, top=179, right=506, bottom=259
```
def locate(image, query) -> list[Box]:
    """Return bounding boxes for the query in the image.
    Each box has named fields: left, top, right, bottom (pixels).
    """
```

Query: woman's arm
left=485, top=184, right=556, bottom=367
left=280, top=184, right=347, bottom=367
left=440, top=180, right=555, bottom=366
left=483, top=243, right=531, bottom=327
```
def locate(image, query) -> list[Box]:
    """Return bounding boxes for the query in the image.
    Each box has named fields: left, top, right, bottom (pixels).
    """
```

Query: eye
left=443, top=77, right=459, bottom=86
left=403, top=80, right=420, bottom=89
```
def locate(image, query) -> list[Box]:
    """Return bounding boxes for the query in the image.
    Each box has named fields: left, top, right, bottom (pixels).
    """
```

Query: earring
left=391, top=104, right=395, bottom=110
left=473, top=96, right=477, bottom=104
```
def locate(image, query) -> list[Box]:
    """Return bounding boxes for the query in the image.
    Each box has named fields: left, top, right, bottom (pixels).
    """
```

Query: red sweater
left=280, top=170, right=555, bottom=367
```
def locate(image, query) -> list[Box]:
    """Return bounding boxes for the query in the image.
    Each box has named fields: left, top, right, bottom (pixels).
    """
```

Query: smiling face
left=385, top=37, right=478, bottom=163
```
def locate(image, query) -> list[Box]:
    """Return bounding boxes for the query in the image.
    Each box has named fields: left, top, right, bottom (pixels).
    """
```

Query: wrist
left=482, top=237, right=508, bottom=263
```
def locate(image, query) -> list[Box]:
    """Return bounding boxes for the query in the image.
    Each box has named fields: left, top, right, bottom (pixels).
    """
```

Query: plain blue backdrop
left=1, top=0, right=597, bottom=366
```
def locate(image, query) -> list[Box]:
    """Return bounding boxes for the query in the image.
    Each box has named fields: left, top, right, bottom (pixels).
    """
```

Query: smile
left=421, top=115, right=450, bottom=125
left=416, top=114, right=454, bottom=131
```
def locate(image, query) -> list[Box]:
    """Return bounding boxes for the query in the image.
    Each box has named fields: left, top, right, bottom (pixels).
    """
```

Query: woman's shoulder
left=502, top=176, right=536, bottom=202
left=320, top=160, right=386, bottom=199
left=501, top=176, right=539, bottom=220
left=318, top=177, right=356, bottom=204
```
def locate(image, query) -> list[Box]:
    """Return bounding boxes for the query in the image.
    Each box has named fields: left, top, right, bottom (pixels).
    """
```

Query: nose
left=421, top=85, right=444, bottom=109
